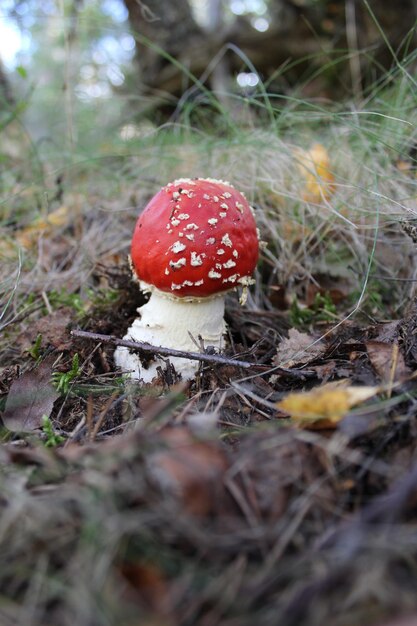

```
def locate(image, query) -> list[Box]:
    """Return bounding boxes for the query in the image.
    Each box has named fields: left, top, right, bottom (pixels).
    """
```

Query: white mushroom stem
left=114, top=288, right=226, bottom=382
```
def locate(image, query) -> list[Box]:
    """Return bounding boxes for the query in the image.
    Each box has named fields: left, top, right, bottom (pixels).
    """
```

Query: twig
left=91, top=391, right=119, bottom=441
left=72, top=329, right=270, bottom=370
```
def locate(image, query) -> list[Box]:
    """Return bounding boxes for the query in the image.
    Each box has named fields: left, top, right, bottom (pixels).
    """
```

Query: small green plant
left=28, top=333, right=43, bottom=360
left=47, top=290, right=85, bottom=315
left=85, top=287, right=120, bottom=308
left=41, top=415, right=65, bottom=447
left=52, top=353, right=81, bottom=395
left=289, top=292, right=337, bottom=328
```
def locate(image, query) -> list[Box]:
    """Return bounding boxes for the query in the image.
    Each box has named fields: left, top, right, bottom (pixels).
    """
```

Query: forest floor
left=1, top=69, right=417, bottom=626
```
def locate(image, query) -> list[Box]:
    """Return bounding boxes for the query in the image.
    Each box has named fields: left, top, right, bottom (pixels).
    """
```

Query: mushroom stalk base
left=114, top=290, right=226, bottom=382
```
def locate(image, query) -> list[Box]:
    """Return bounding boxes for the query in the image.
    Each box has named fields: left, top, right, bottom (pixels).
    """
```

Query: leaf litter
left=2, top=357, right=59, bottom=432
left=2, top=141, right=417, bottom=626
left=2, top=263, right=417, bottom=626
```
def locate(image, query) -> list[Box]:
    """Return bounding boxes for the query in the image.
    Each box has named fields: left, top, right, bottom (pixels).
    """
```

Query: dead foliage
left=2, top=262, right=417, bottom=626
left=2, top=357, right=59, bottom=432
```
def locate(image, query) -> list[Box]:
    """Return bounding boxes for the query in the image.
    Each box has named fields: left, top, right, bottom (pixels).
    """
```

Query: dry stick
left=91, top=391, right=119, bottom=441
left=71, top=328, right=269, bottom=370
left=72, top=329, right=316, bottom=379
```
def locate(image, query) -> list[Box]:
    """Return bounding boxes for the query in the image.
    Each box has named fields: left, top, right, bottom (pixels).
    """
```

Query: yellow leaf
left=295, top=143, right=335, bottom=203
left=45, top=205, right=69, bottom=227
left=277, top=383, right=379, bottom=428
left=16, top=206, right=70, bottom=248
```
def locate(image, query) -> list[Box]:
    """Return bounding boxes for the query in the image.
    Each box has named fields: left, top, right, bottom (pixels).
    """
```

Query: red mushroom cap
left=130, top=178, right=259, bottom=298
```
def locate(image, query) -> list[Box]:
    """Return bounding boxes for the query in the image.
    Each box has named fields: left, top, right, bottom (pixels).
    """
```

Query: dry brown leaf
left=277, top=382, right=379, bottom=429
left=366, top=340, right=411, bottom=385
left=146, top=428, right=229, bottom=516
left=17, top=308, right=73, bottom=353
left=2, top=358, right=59, bottom=432
left=311, top=360, right=340, bottom=382
left=274, top=328, right=326, bottom=368
left=118, top=561, right=172, bottom=616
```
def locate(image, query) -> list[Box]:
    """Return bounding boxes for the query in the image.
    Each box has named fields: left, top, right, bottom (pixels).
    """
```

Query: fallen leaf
left=146, top=428, right=229, bottom=516
left=366, top=340, right=411, bottom=385
left=277, top=382, right=379, bottom=429
left=274, top=328, right=326, bottom=368
left=295, top=143, right=335, bottom=203
left=118, top=561, right=172, bottom=615
left=16, top=206, right=70, bottom=248
left=2, top=358, right=59, bottom=432
left=17, top=308, right=73, bottom=353
left=372, top=320, right=400, bottom=344
left=311, top=360, right=340, bottom=382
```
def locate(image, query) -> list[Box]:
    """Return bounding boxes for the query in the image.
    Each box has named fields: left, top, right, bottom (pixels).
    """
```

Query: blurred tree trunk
left=123, top=0, right=204, bottom=91
left=0, top=58, right=14, bottom=106
left=123, top=0, right=417, bottom=105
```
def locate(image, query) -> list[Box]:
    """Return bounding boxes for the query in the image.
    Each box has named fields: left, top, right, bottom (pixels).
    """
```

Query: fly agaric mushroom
left=115, top=177, right=260, bottom=382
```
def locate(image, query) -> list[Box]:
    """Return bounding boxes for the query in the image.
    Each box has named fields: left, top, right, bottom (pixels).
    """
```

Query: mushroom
left=114, top=177, right=260, bottom=382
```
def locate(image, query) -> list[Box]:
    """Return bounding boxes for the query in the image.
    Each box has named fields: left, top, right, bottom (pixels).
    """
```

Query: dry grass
left=2, top=103, right=417, bottom=330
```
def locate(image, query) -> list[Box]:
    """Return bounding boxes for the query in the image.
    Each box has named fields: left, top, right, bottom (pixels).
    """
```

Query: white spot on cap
left=208, top=269, right=222, bottom=279
left=219, top=212, right=227, bottom=218
left=171, top=218, right=180, bottom=226
left=170, top=257, right=186, bottom=270
left=236, top=202, right=245, bottom=213
left=185, top=234, right=195, bottom=241
left=180, top=189, right=194, bottom=198
left=223, top=192, right=232, bottom=199
left=233, top=249, right=239, bottom=258
left=186, top=223, right=199, bottom=230
left=195, top=279, right=204, bottom=286
left=183, top=280, right=194, bottom=286
left=171, top=283, right=182, bottom=290
left=223, top=259, right=237, bottom=269
left=171, top=241, right=186, bottom=253
left=221, top=233, right=232, bottom=247
left=213, top=195, right=219, bottom=202
left=217, top=249, right=225, bottom=255
left=220, top=203, right=228, bottom=209
left=238, top=276, right=255, bottom=286
left=172, top=191, right=180, bottom=200
left=203, top=194, right=210, bottom=200
left=208, top=218, right=218, bottom=225
left=178, top=213, right=190, bottom=220
left=178, top=232, right=184, bottom=237
left=206, top=237, right=215, bottom=245
left=190, top=251, right=205, bottom=266
left=164, top=268, right=169, bottom=275
left=222, top=273, right=240, bottom=283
